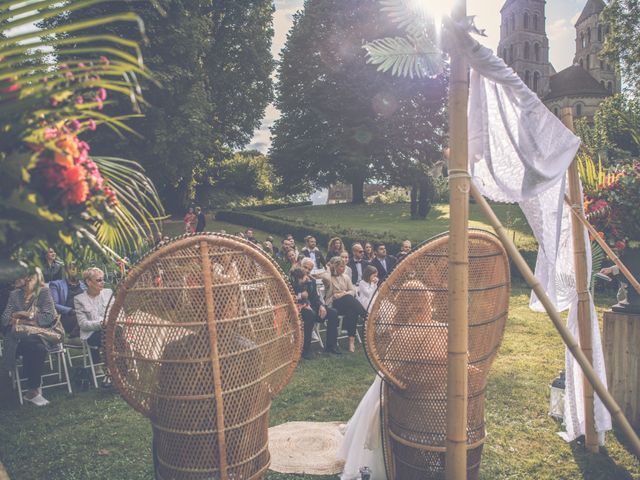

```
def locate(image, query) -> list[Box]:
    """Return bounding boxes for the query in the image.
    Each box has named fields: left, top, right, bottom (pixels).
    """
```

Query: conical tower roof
left=575, top=0, right=606, bottom=26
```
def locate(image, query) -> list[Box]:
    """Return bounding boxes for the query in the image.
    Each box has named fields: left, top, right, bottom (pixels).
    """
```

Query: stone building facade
left=498, top=0, right=620, bottom=121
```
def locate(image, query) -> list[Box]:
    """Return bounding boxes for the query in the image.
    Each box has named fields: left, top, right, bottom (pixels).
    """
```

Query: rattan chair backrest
left=104, top=234, right=302, bottom=480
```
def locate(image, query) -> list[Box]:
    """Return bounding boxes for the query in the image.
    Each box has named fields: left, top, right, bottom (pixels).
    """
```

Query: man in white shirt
left=301, top=235, right=326, bottom=270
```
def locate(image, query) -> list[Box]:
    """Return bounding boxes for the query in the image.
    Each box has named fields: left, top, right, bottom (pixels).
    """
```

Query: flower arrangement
left=584, top=161, right=640, bottom=252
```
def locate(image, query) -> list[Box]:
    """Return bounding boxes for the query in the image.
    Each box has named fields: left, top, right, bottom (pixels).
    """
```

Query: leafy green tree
left=575, top=94, right=640, bottom=162
left=270, top=0, right=447, bottom=204
left=43, top=0, right=275, bottom=212
left=602, top=0, right=640, bottom=96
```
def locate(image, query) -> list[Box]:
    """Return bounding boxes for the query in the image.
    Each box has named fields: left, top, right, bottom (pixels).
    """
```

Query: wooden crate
left=603, top=310, right=640, bottom=428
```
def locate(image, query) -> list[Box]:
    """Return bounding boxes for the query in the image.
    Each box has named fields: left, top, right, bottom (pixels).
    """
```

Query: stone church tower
left=498, top=0, right=620, bottom=120
left=497, top=0, right=551, bottom=97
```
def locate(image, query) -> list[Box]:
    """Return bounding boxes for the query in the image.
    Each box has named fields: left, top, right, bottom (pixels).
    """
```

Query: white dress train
left=337, top=375, right=387, bottom=480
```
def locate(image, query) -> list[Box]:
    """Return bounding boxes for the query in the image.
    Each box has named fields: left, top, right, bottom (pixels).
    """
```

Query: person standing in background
left=42, top=247, right=63, bottom=283
left=195, top=206, right=206, bottom=233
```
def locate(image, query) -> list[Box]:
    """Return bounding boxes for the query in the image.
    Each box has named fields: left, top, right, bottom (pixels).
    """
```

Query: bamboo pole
left=446, top=0, right=470, bottom=478
left=200, top=241, right=229, bottom=479
left=564, top=195, right=640, bottom=296
left=562, top=107, right=598, bottom=452
left=469, top=181, right=640, bottom=458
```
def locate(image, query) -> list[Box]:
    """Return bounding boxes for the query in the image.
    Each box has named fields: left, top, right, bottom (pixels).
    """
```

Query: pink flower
left=95, top=97, right=103, bottom=110
left=50, top=98, right=59, bottom=107
left=78, top=63, right=86, bottom=69
left=75, top=96, right=84, bottom=104
left=1, top=83, right=19, bottom=93
left=44, top=128, right=59, bottom=140
left=65, top=71, right=75, bottom=80
left=87, top=119, right=97, bottom=131
left=68, top=119, right=81, bottom=131
left=615, top=240, right=626, bottom=251
left=99, top=56, right=110, bottom=65
left=97, top=87, right=107, bottom=101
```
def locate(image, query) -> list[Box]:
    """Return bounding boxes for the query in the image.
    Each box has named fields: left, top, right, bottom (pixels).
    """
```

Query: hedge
left=215, top=209, right=405, bottom=253
left=215, top=209, right=536, bottom=280
left=237, top=201, right=313, bottom=212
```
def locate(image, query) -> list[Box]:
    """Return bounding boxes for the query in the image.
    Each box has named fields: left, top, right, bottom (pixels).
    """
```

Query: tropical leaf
left=364, top=36, right=443, bottom=78
left=380, top=0, right=438, bottom=39
left=590, top=240, right=606, bottom=290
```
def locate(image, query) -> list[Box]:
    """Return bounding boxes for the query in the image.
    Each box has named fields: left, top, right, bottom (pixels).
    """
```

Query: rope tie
left=448, top=169, right=471, bottom=193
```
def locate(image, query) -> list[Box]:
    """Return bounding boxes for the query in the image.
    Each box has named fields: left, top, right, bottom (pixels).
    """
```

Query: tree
left=575, top=94, right=640, bottom=162
left=602, top=0, right=640, bottom=96
left=270, top=0, right=447, bottom=204
left=43, top=1, right=275, bottom=212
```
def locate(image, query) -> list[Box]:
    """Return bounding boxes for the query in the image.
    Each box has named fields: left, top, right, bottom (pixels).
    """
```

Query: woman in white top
left=323, top=257, right=366, bottom=352
left=74, top=267, right=113, bottom=383
left=357, top=265, right=378, bottom=311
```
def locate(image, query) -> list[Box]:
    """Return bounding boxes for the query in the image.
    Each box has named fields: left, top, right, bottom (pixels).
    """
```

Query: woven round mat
left=268, top=421, right=345, bottom=475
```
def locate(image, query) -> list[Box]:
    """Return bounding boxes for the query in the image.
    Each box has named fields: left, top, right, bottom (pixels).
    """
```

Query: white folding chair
left=13, top=343, right=72, bottom=405
left=64, top=337, right=105, bottom=388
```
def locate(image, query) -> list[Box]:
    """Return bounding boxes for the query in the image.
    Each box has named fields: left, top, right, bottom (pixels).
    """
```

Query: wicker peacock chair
left=103, top=234, right=302, bottom=480
left=366, top=230, right=510, bottom=479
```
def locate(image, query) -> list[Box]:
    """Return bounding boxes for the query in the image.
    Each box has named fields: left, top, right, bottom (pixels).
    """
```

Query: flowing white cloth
left=457, top=25, right=612, bottom=442
left=337, top=375, right=387, bottom=480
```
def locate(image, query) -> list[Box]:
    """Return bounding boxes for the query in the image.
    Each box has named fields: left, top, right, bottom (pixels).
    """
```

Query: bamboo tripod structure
left=468, top=181, right=640, bottom=458
left=563, top=107, right=598, bottom=452
left=445, top=0, right=470, bottom=478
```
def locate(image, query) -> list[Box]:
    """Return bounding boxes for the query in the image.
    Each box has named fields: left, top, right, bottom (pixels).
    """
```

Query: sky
left=248, top=0, right=590, bottom=152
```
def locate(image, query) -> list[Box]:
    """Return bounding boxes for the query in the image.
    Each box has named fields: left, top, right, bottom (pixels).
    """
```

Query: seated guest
left=284, top=249, right=302, bottom=273
left=49, top=263, right=86, bottom=338
left=262, top=239, right=275, bottom=256
left=291, top=262, right=341, bottom=359
left=370, top=242, right=398, bottom=283
left=357, top=266, right=379, bottom=311
left=322, top=257, right=367, bottom=353
left=340, top=251, right=352, bottom=280
left=75, top=267, right=114, bottom=384
left=327, top=237, right=346, bottom=261
left=245, top=229, right=258, bottom=244
left=397, top=239, right=412, bottom=262
left=1, top=270, right=56, bottom=406
left=348, top=243, right=369, bottom=285
left=364, top=242, right=375, bottom=262
left=42, top=247, right=63, bottom=283
left=301, top=235, right=326, bottom=269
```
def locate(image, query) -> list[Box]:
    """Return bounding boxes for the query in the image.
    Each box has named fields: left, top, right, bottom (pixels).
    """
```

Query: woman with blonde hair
left=323, top=256, right=366, bottom=352
left=1, top=269, right=56, bottom=405
left=327, top=237, right=346, bottom=261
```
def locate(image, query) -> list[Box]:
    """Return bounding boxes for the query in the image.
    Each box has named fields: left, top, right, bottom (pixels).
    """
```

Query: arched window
left=534, top=43, right=540, bottom=62
left=601, top=80, right=606, bottom=89
left=579, top=58, right=584, bottom=68
left=581, top=32, right=586, bottom=49
left=524, top=70, right=531, bottom=87
left=553, top=107, right=559, bottom=117
left=576, top=103, right=583, bottom=117
left=524, top=42, right=530, bottom=59
left=587, top=27, right=591, bottom=44
left=511, top=13, right=515, bottom=31
left=607, top=81, right=613, bottom=92
left=524, top=12, right=529, bottom=29
left=598, top=25, right=603, bottom=42
left=533, top=71, right=540, bottom=93
left=586, top=54, right=590, bottom=69
left=533, top=14, right=539, bottom=31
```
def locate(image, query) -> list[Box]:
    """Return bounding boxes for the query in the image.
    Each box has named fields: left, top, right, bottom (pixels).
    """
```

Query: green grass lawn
left=259, top=202, right=537, bottom=254
left=1, top=282, right=638, bottom=479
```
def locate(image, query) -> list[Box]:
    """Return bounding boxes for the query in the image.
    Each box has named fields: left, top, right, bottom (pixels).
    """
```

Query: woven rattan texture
left=104, top=234, right=302, bottom=480
left=368, top=231, right=510, bottom=480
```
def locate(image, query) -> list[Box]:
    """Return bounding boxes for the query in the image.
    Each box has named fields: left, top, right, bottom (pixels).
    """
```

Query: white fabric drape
left=457, top=26, right=612, bottom=442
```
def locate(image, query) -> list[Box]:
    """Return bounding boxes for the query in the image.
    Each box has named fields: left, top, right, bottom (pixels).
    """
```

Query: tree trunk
left=417, top=176, right=434, bottom=219
left=351, top=180, right=365, bottom=204
left=410, top=185, right=418, bottom=219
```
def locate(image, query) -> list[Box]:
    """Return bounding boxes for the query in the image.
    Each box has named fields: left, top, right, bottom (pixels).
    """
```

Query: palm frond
left=380, top=0, right=438, bottom=39
left=364, top=36, right=443, bottom=78
left=590, top=240, right=606, bottom=290
left=92, top=156, right=165, bottom=255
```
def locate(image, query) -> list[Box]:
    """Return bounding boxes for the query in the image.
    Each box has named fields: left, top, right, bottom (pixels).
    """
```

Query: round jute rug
left=268, top=421, right=345, bottom=475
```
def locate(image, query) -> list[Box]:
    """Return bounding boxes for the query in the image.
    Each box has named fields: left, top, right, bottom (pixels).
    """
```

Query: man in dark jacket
left=195, top=206, right=206, bottom=233
left=370, top=242, right=398, bottom=282
left=301, top=235, right=326, bottom=270
left=347, top=242, right=369, bottom=286
left=49, top=263, right=86, bottom=337
left=291, top=260, right=341, bottom=359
